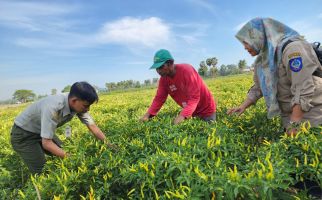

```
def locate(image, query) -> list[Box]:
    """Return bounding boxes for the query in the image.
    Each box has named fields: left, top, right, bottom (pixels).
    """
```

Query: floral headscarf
left=236, top=17, right=301, bottom=118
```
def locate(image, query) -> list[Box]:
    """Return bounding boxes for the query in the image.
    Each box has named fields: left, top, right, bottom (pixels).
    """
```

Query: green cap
left=150, top=49, right=174, bottom=69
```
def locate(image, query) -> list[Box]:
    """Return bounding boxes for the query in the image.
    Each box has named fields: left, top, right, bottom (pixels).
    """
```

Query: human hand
left=226, top=106, right=246, bottom=116
left=287, top=128, right=298, bottom=137
left=105, top=141, right=119, bottom=152
left=64, top=152, right=70, bottom=158
left=173, top=115, right=185, bottom=125
left=139, top=113, right=151, bottom=122
left=286, top=121, right=301, bottom=137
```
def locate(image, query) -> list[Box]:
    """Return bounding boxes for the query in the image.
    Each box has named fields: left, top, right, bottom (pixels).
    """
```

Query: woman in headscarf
left=227, top=17, right=322, bottom=135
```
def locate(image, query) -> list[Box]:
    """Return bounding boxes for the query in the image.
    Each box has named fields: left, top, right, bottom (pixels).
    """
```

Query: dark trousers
left=10, top=124, right=62, bottom=174
left=201, top=113, right=216, bottom=123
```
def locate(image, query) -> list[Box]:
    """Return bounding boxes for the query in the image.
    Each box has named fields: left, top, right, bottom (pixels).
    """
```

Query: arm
left=283, top=41, right=317, bottom=123
left=81, top=115, right=118, bottom=150
left=141, top=79, right=168, bottom=121
left=78, top=112, right=116, bottom=149
left=139, top=112, right=154, bottom=122
left=78, top=112, right=103, bottom=138
left=290, top=104, right=304, bottom=122
left=227, top=98, right=255, bottom=116
left=42, top=139, right=66, bottom=158
left=227, top=64, right=262, bottom=115
left=287, top=104, right=304, bottom=136
left=40, top=105, right=67, bottom=157
left=87, top=124, right=106, bottom=141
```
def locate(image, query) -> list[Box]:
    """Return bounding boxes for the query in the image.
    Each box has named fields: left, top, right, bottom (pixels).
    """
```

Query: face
left=69, top=97, right=91, bottom=113
left=156, top=64, right=168, bottom=77
left=243, top=41, right=258, bottom=56
left=156, top=62, right=175, bottom=77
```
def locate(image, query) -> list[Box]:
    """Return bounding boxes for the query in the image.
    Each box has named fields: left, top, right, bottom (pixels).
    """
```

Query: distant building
left=242, top=67, right=254, bottom=72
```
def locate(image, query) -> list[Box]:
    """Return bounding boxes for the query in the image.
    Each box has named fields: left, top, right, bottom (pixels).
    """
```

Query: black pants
left=11, top=124, right=62, bottom=174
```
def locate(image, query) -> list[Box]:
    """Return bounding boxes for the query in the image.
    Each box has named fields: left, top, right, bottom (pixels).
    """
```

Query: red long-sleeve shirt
left=148, top=64, right=216, bottom=118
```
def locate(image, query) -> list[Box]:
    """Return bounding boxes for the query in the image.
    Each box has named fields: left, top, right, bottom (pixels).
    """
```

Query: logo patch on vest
left=169, top=84, right=177, bottom=91
left=289, top=57, right=303, bottom=72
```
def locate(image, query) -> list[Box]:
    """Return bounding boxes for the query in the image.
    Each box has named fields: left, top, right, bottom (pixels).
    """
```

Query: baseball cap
left=150, top=49, right=174, bottom=69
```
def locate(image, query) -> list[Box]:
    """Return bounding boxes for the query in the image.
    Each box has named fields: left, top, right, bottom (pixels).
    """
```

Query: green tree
left=219, top=64, right=228, bottom=76
left=144, top=79, right=151, bottom=86
left=198, top=61, right=208, bottom=76
left=117, top=81, right=126, bottom=89
left=13, top=89, right=36, bottom=103
left=152, top=78, right=159, bottom=84
left=206, top=57, right=218, bottom=77
left=51, top=88, right=57, bottom=95
left=238, top=59, right=247, bottom=73
left=37, top=94, right=48, bottom=99
left=106, top=82, right=117, bottom=91
left=227, top=64, right=239, bottom=75
left=219, top=64, right=239, bottom=76
left=126, top=80, right=134, bottom=89
left=61, top=85, right=71, bottom=93
left=134, top=81, right=141, bottom=88
left=206, top=57, right=218, bottom=68
left=209, top=67, right=218, bottom=77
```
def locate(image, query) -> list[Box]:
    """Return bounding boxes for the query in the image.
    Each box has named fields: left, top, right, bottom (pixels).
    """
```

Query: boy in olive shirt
left=11, top=82, right=115, bottom=174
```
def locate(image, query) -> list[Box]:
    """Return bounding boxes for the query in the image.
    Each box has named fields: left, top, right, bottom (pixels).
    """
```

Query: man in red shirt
left=140, top=49, right=216, bottom=124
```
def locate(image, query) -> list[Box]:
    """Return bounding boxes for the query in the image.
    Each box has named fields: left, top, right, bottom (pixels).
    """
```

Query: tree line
left=5, top=57, right=251, bottom=104
left=198, top=57, right=250, bottom=77
left=105, top=78, right=159, bottom=91
left=4, top=78, right=160, bottom=104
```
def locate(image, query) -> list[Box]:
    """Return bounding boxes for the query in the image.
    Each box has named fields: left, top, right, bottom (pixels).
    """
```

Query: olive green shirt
left=248, top=40, right=322, bottom=128
left=14, top=93, right=95, bottom=139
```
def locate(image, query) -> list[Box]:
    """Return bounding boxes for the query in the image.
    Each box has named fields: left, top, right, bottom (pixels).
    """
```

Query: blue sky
left=0, top=0, right=321, bottom=100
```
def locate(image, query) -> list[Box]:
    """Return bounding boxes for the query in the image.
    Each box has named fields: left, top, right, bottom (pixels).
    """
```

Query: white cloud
left=96, top=17, right=171, bottom=48
left=318, top=13, right=322, bottom=18
left=0, top=2, right=202, bottom=51
left=7, top=15, right=172, bottom=50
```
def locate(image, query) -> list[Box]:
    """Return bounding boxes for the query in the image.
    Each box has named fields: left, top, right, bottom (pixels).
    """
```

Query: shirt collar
left=62, top=93, right=74, bottom=117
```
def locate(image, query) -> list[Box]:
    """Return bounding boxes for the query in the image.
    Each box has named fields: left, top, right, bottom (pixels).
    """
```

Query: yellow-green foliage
left=0, top=74, right=321, bottom=199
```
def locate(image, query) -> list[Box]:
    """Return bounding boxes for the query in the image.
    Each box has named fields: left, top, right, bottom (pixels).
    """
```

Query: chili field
left=0, top=74, right=321, bottom=199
